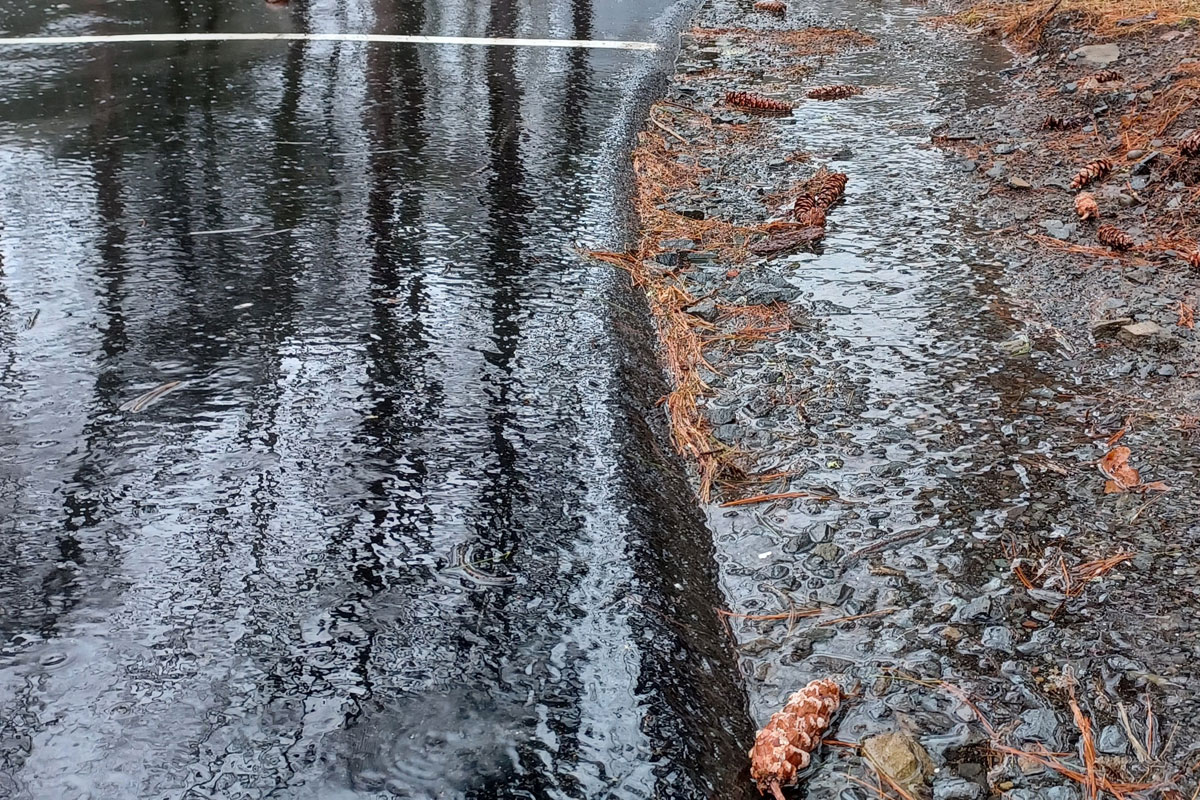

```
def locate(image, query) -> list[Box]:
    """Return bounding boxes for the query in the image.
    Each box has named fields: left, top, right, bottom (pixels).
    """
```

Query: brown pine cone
left=1074, top=192, right=1099, bottom=221
left=813, top=184, right=843, bottom=209
left=753, top=0, right=787, bottom=13
left=1069, top=157, right=1113, bottom=190
left=1189, top=251, right=1200, bottom=270
left=750, top=679, right=841, bottom=800
left=791, top=195, right=817, bottom=218
left=725, top=91, right=793, bottom=114
left=807, top=84, right=863, bottom=101
left=1097, top=224, right=1134, bottom=251
left=1092, top=69, right=1122, bottom=83
left=1040, top=115, right=1080, bottom=131
left=1180, top=130, right=1200, bottom=158
left=823, top=172, right=849, bottom=192
left=796, top=206, right=826, bottom=227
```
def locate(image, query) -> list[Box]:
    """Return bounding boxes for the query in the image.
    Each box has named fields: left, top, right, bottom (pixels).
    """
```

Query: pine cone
left=1097, top=224, right=1134, bottom=251
left=808, top=171, right=848, bottom=209
left=753, top=0, right=787, bottom=13
left=1069, top=157, right=1113, bottom=190
left=725, top=91, right=793, bottom=114
left=813, top=184, right=843, bottom=209
left=1180, top=130, right=1200, bottom=158
left=1040, top=115, right=1080, bottom=131
left=750, top=679, right=841, bottom=799
left=1074, top=192, right=1099, bottom=221
left=824, top=172, right=849, bottom=192
left=807, top=85, right=863, bottom=101
left=795, top=206, right=826, bottom=227
left=791, top=195, right=817, bottom=217
left=1092, top=69, right=1122, bottom=83
left=1189, top=251, right=1200, bottom=270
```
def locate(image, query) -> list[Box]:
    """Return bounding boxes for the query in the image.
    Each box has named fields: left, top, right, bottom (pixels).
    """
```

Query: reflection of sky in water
left=0, top=1, right=754, bottom=798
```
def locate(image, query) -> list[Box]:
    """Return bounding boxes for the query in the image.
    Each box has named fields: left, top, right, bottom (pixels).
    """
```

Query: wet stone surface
left=646, top=0, right=1200, bottom=795
left=0, top=0, right=758, bottom=799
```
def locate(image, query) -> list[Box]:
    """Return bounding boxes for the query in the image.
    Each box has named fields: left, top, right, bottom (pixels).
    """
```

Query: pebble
left=994, top=143, right=1018, bottom=155
left=1039, top=219, right=1077, bottom=240
left=932, top=776, right=983, bottom=800
left=861, top=732, right=934, bottom=797
left=686, top=297, right=719, bottom=322
left=1014, top=708, right=1060, bottom=744
left=953, top=595, right=991, bottom=622
left=1008, top=177, right=1032, bottom=189
left=982, top=626, right=1014, bottom=650
left=1097, top=724, right=1128, bottom=754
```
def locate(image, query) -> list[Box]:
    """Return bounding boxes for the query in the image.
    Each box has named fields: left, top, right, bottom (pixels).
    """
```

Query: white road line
left=0, top=32, right=658, bottom=50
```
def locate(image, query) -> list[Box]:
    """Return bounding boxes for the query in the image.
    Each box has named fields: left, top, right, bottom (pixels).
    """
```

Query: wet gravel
left=639, top=0, right=1200, bottom=795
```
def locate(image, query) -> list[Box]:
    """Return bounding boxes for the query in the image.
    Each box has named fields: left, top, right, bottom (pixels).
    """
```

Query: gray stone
left=1092, top=316, right=1134, bottom=335
left=1072, top=44, right=1120, bottom=67
left=1045, top=787, right=1080, bottom=800
left=1040, top=219, right=1077, bottom=240
left=986, top=164, right=1006, bottom=179
left=953, top=595, right=991, bottom=622
left=1158, top=364, right=1177, bottom=377
left=1062, top=82, right=1077, bottom=94
left=994, top=143, right=1019, bottom=155
left=933, top=776, right=983, bottom=800
left=1097, top=724, right=1128, bottom=754
left=1132, top=152, right=1163, bottom=175
left=1014, top=707, right=1060, bottom=744
left=982, top=625, right=1014, bottom=650
left=686, top=297, right=719, bottom=323
left=660, top=238, right=695, bottom=250
left=705, top=404, right=736, bottom=426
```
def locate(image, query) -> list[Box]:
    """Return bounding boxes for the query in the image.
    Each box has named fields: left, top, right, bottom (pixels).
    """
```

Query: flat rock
left=1015, top=708, right=1060, bottom=744
left=933, top=775, right=984, bottom=800
left=1072, top=44, right=1120, bottom=67
left=1119, top=320, right=1166, bottom=341
left=1008, top=177, right=1032, bottom=189
left=861, top=732, right=933, bottom=796
left=1092, top=316, right=1134, bottom=335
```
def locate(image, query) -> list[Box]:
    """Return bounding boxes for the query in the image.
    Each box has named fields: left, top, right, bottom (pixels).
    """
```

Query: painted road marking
left=0, top=32, right=658, bottom=51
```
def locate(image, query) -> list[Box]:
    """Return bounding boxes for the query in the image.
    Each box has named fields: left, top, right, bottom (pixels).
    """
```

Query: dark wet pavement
left=0, top=2, right=760, bottom=798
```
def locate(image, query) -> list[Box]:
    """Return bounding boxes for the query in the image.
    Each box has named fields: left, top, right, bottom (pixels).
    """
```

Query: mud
left=629, top=0, right=1200, bottom=795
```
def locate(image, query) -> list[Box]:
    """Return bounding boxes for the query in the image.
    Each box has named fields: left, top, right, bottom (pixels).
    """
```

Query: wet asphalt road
left=0, top=1, right=756, bottom=798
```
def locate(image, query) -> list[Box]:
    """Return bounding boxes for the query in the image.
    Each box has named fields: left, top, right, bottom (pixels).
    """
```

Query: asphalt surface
left=0, top=1, right=755, bottom=798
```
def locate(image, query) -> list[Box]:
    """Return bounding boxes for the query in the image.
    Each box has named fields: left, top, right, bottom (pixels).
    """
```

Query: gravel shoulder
left=614, top=0, right=1200, bottom=796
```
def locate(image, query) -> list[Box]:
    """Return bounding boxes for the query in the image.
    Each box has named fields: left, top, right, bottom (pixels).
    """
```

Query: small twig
left=819, top=607, right=899, bottom=627
left=846, top=528, right=929, bottom=561
left=649, top=114, right=689, bottom=145
left=720, top=490, right=841, bottom=507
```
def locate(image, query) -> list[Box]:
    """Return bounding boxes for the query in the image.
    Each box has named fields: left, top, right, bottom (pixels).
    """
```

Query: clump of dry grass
left=585, top=91, right=833, bottom=500
left=1121, top=74, right=1200, bottom=153
left=950, top=0, right=1200, bottom=43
